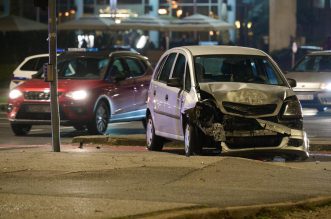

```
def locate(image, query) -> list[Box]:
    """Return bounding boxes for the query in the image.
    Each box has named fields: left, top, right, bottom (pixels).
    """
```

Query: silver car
left=286, top=50, right=331, bottom=111
left=146, top=46, right=309, bottom=160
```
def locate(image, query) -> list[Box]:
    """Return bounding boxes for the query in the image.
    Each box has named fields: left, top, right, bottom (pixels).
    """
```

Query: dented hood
left=199, top=82, right=294, bottom=116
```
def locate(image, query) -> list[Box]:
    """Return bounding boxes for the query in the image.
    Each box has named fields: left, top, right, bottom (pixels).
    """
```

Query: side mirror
left=287, top=78, right=297, bottom=88
left=167, top=78, right=182, bottom=88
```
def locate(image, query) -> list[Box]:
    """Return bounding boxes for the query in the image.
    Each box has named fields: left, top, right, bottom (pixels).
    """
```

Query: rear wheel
left=87, top=101, right=109, bottom=135
left=11, top=124, right=32, bottom=136
left=184, top=123, right=202, bottom=157
left=146, top=115, right=164, bottom=151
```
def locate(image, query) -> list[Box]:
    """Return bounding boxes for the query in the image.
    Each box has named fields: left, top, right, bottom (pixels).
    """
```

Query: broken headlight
left=282, top=96, right=302, bottom=119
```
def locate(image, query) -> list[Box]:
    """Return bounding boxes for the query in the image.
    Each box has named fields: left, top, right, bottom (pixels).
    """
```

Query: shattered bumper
left=220, top=119, right=309, bottom=158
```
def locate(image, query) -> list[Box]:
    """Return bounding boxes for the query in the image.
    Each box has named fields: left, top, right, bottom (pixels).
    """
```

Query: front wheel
left=87, top=101, right=109, bottom=135
left=11, top=124, right=32, bottom=136
left=184, top=123, right=202, bottom=157
left=146, top=115, right=164, bottom=151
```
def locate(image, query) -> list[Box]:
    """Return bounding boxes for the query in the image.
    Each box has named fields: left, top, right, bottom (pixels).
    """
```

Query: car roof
left=58, top=51, right=110, bottom=59
left=23, top=53, right=49, bottom=60
left=58, top=51, right=143, bottom=59
left=308, top=50, right=331, bottom=56
left=181, top=46, right=266, bottom=56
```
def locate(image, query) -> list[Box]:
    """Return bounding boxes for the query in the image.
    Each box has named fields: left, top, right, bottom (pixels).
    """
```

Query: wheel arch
left=94, top=95, right=112, bottom=114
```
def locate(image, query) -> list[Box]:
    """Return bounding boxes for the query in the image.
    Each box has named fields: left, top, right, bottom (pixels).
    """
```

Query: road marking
left=109, top=122, right=131, bottom=126
left=30, top=129, right=45, bottom=132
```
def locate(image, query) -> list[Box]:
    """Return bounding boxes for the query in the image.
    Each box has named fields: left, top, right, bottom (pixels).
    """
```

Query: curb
left=72, top=135, right=147, bottom=147
left=72, top=136, right=331, bottom=151
left=136, top=196, right=331, bottom=219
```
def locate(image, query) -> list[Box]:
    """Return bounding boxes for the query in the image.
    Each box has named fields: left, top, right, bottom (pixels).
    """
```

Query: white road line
left=30, top=129, right=44, bottom=132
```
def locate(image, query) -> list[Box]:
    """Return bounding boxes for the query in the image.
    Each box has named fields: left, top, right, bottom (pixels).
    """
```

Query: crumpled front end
left=185, top=89, right=309, bottom=159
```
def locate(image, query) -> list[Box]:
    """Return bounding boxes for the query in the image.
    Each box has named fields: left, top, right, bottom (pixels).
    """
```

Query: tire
left=73, top=125, right=86, bottom=131
left=146, top=115, right=164, bottom=151
left=184, top=123, right=202, bottom=157
left=11, top=124, right=32, bottom=136
left=87, top=101, right=109, bottom=135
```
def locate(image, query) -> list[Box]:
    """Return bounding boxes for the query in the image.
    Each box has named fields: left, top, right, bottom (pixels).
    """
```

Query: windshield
left=293, top=55, right=331, bottom=72
left=33, top=57, right=109, bottom=80
left=194, top=55, right=286, bottom=86
left=58, top=57, right=109, bottom=79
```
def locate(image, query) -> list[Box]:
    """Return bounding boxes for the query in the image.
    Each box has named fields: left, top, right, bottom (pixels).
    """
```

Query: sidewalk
left=0, top=143, right=331, bottom=218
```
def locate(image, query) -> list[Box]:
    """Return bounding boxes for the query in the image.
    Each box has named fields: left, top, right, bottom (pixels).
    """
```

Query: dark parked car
left=272, top=45, right=322, bottom=71
left=7, top=50, right=152, bottom=135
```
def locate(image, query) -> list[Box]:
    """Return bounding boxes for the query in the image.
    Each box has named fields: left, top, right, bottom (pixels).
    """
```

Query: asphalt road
left=0, top=109, right=331, bottom=146
left=1, top=109, right=331, bottom=218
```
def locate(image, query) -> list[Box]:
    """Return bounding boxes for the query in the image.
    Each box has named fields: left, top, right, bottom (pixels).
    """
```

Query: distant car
left=7, top=50, right=152, bottom=135
left=10, top=54, right=49, bottom=90
left=286, top=50, right=331, bottom=111
left=272, top=45, right=322, bottom=71
left=146, top=46, right=309, bottom=160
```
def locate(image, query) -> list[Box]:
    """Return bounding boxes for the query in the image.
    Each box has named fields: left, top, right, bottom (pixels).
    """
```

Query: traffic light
left=34, top=0, right=48, bottom=10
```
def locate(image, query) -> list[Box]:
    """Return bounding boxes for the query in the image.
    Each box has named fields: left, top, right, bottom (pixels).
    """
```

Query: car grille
left=225, top=135, right=283, bottom=149
left=24, top=91, right=62, bottom=100
left=223, top=102, right=277, bottom=116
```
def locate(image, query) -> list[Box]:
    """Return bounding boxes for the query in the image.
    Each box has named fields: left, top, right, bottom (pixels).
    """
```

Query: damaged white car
left=146, top=46, right=309, bottom=160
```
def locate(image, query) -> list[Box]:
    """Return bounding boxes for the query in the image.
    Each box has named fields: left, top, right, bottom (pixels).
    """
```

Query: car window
left=35, top=57, right=49, bottom=71
left=107, top=58, right=127, bottom=78
left=125, top=57, right=146, bottom=77
left=171, top=53, right=186, bottom=82
left=293, top=55, right=331, bottom=72
left=194, top=55, right=286, bottom=86
left=158, top=53, right=177, bottom=83
left=58, top=57, right=109, bottom=79
left=20, top=58, right=39, bottom=71
left=184, top=63, right=191, bottom=92
left=153, top=55, right=168, bottom=80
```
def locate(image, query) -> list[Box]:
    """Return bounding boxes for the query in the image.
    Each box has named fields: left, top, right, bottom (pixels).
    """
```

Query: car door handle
left=165, top=94, right=168, bottom=101
left=153, top=90, right=156, bottom=96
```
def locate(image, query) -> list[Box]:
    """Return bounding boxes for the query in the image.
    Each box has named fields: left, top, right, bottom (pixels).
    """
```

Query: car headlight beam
left=9, top=89, right=23, bottom=99
left=66, top=90, right=88, bottom=100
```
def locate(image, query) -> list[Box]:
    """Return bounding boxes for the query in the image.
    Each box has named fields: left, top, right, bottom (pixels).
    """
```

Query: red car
left=7, top=50, right=152, bottom=135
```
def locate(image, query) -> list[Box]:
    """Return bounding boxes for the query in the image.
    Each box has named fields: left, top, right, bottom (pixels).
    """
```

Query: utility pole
left=34, top=0, right=60, bottom=152
left=48, top=0, right=61, bottom=152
